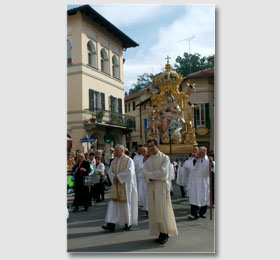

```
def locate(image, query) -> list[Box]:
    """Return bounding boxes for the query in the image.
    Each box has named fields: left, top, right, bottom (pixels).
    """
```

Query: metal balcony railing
left=83, top=108, right=136, bottom=129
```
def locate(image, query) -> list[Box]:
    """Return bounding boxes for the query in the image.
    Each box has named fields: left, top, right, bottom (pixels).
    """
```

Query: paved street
left=67, top=183, right=215, bottom=253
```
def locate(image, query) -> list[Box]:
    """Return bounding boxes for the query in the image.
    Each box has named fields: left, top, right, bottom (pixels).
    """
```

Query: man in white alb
left=102, top=144, right=138, bottom=231
left=184, top=146, right=212, bottom=219
left=133, top=144, right=144, bottom=191
left=183, top=146, right=199, bottom=198
left=142, top=138, right=178, bottom=245
left=135, top=146, right=149, bottom=213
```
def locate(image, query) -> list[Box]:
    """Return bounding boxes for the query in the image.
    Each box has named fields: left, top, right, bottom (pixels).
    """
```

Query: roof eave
left=67, top=5, right=139, bottom=49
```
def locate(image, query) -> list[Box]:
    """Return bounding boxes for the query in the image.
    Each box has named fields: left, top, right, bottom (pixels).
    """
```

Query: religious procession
left=67, top=5, right=215, bottom=252
left=67, top=141, right=215, bottom=249
left=67, top=59, right=215, bottom=252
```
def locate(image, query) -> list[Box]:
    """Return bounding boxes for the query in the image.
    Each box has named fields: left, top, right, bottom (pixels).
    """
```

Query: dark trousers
left=179, top=186, right=185, bottom=197
left=106, top=174, right=112, bottom=186
left=191, top=204, right=208, bottom=217
left=73, top=185, right=90, bottom=208
left=91, top=183, right=105, bottom=201
left=98, top=183, right=105, bottom=200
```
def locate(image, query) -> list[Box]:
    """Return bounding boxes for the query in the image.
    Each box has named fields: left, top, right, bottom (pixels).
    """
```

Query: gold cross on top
left=165, top=55, right=171, bottom=64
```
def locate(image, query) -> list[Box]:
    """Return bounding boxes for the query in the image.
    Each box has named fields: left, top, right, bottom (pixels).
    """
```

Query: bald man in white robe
left=102, top=145, right=138, bottom=231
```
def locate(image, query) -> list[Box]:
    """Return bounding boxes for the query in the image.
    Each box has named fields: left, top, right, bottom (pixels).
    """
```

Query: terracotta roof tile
left=125, top=88, right=147, bottom=102
left=183, top=68, right=214, bottom=80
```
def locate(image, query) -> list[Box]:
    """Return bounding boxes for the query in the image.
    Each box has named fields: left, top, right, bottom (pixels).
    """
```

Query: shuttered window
left=194, top=103, right=211, bottom=129
left=110, top=96, right=116, bottom=112
left=89, top=89, right=94, bottom=111
left=118, top=98, right=122, bottom=114
left=89, top=89, right=105, bottom=111
left=101, top=93, right=105, bottom=110
left=205, top=103, right=210, bottom=129
left=110, top=96, right=123, bottom=114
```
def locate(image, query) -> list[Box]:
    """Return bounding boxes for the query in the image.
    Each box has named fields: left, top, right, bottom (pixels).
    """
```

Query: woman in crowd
left=72, top=152, right=91, bottom=212
left=67, top=152, right=75, bottom=172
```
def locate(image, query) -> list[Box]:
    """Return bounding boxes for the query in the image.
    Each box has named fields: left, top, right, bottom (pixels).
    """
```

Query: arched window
left=101, top=48, right=109, bottom=74
left=87, top=40, right=97, bottom=68
left=67, top=39, right=72, bottom=63
left=112, top=55, right=120, bottom=79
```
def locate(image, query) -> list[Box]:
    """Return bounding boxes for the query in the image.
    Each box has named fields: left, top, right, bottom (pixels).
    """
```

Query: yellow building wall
left=183, top=78, right=215, bottom=151
left=81, top=15, right=124, bottom=81
left=82, top=73, right=124, bottom=111
left=67, top=11, right=129, bottom=151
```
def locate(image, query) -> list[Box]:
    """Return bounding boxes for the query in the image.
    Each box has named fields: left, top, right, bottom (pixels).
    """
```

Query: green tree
left=129, top=73, right=155, bottom=94
left=174, top=53, right=214, bottom=77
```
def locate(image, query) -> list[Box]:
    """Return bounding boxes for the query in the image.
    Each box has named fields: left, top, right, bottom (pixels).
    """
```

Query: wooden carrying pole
left=209, top=159, right=213, bottom=220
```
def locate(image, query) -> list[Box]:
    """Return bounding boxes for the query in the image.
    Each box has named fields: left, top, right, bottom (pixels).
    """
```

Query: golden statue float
left=146, top=56, right=197, bottom=155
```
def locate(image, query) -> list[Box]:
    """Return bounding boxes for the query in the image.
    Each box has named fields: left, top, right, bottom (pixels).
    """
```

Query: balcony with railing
left=83, top=108, right=136, bottom=129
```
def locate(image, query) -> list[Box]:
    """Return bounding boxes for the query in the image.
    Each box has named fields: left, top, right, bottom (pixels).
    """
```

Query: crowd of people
left=67, top=139, right=215, bottom=245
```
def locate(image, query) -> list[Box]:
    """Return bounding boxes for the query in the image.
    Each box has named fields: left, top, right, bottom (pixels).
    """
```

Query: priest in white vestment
left=184, top=146, right=212, bottom=220
left=142, top=138, right=178, bottom=245
left=102, top=144, right=138, bottom=232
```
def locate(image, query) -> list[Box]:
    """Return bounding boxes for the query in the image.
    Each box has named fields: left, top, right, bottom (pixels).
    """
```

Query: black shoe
left=96, top=199, right=101, bottom=203
left=155, top=233, right=169, bottom=244
left=159, top=235, right=169, bottom=245
left=73, top=207, right=78, bottom=212
left=102, top=223, right=115, bottom=232
left=84, top=205, right=88, bottom=211
left=199, top=215, right=206, bottom=218
left=124, top=224, right=131, bottom=231
left=154, top=233, right=165, bottom=243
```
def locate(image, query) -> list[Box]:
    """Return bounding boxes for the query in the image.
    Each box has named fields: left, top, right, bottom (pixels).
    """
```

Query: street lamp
left=168, top=126, right=172, bottom=155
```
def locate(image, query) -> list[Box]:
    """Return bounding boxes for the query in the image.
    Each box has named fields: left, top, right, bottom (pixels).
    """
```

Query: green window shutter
left=89, top=89, right=94, bottom=111
left=193, top=106, right=197, bottom=129
left=110, top=95, right=114, bottom=111
left=101, top=93, right=105, bottom=110
left=205, top=103, right=211, bottom=129
left=118, top=98, right=122, bottom=114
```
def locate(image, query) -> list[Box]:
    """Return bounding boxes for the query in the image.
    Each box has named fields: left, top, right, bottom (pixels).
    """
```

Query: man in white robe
left=136, top=146, right=148, bottom=212
left=176, top=161, right=187, bottom=197
left=142, top=138, right=178, bottom=245
left=184, top=146, right=213, bottom=220
left=183, top=147, right=199, bottom=198
left=133, top=144, right=144, bottom=192
left=102, top=144, right=138, bottom=231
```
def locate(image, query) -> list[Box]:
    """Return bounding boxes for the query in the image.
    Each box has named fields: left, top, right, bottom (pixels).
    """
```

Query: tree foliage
left=174, top=53, right=214, bottom=77
left=128, top=73, right=155, bottom=94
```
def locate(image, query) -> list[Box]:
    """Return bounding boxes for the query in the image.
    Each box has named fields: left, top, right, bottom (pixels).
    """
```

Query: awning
left=104, top=134, right=114, bottom=143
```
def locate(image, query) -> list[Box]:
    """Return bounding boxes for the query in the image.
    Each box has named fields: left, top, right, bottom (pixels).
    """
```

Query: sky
left=67, top=4, right=215, bottom=93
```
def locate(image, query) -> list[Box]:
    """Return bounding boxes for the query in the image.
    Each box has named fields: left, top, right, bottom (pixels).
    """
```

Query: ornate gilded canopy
left=146, top=56, right=197, bottom=154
